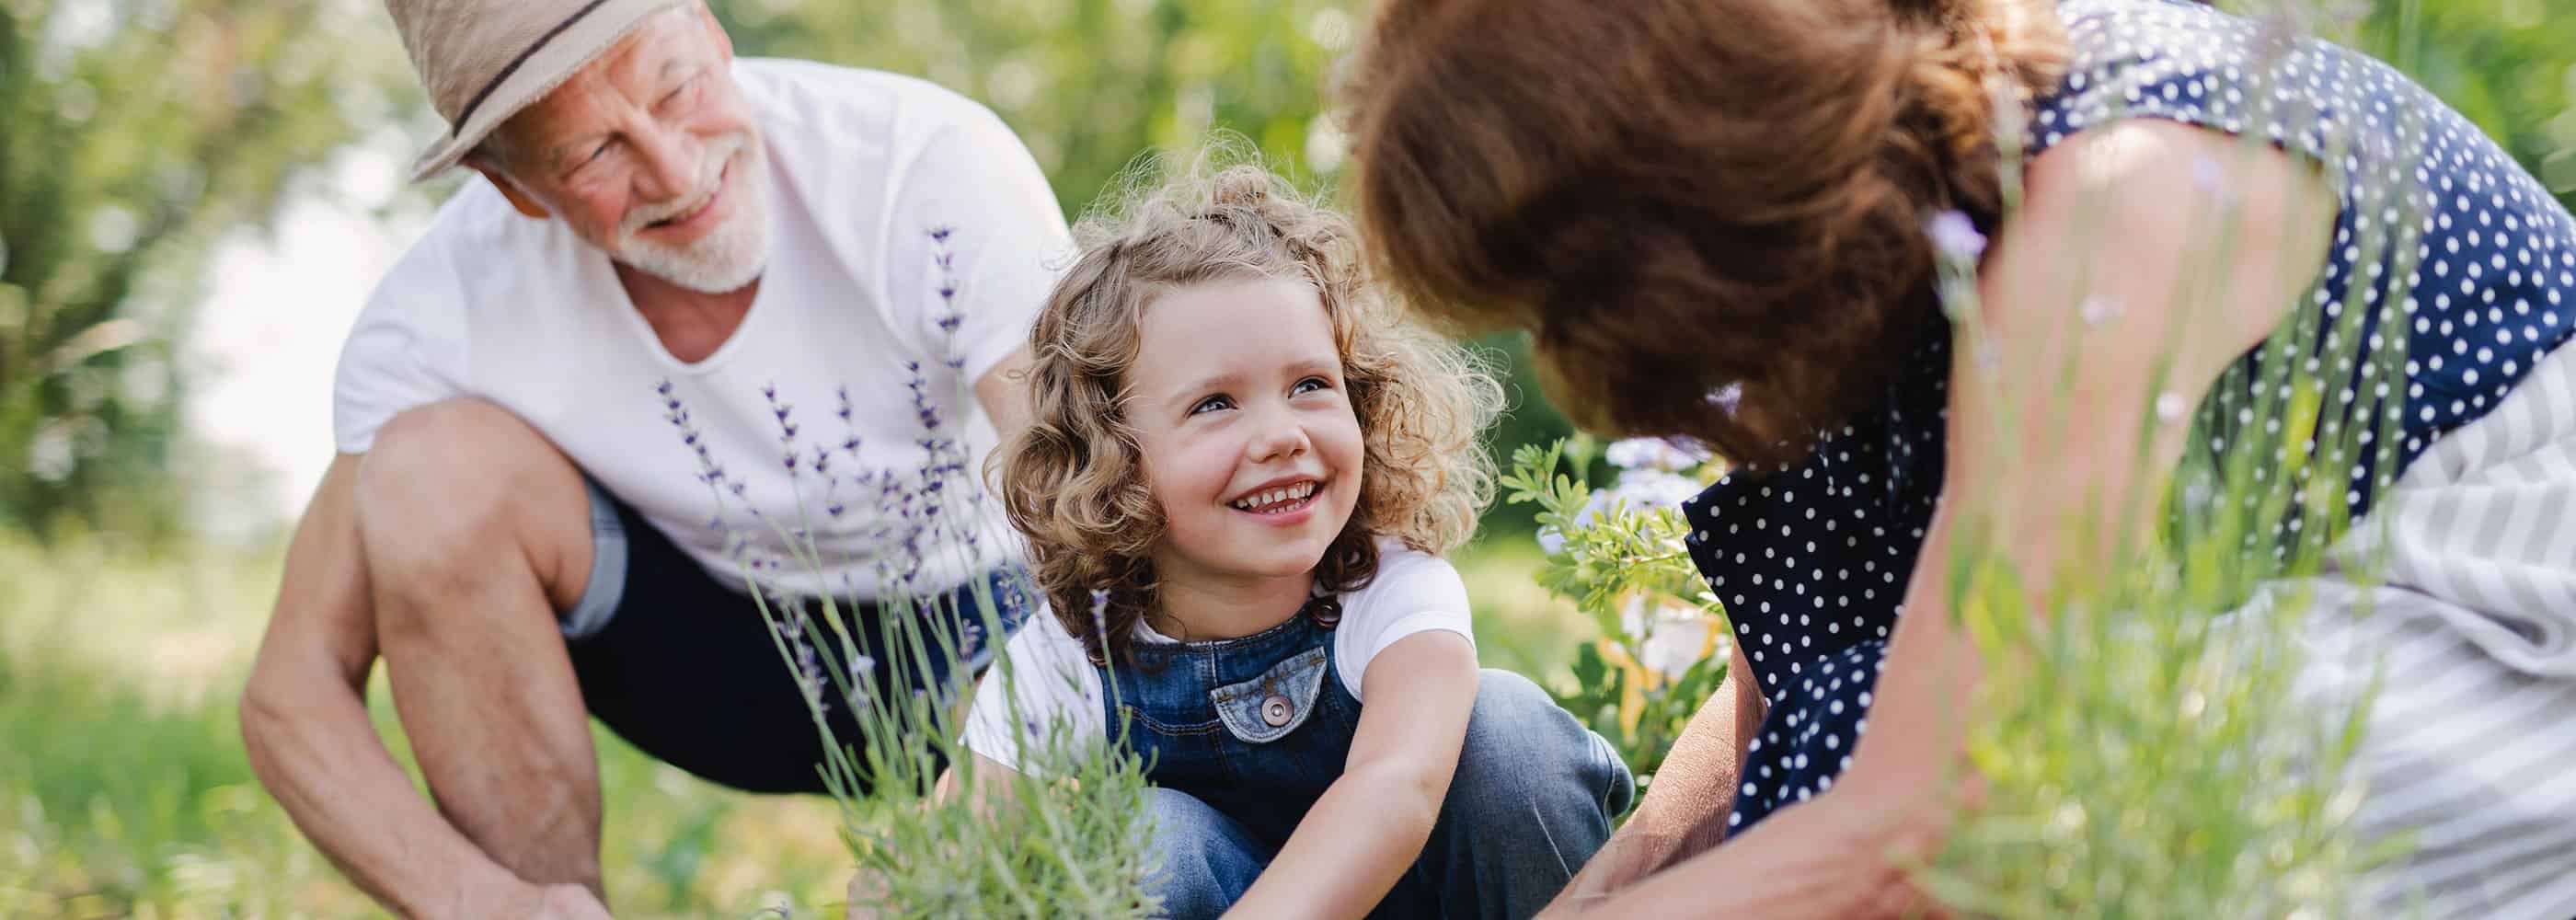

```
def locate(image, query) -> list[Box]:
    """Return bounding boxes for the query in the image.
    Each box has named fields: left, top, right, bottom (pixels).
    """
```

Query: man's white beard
left=613, top=132, right=771, bottom=294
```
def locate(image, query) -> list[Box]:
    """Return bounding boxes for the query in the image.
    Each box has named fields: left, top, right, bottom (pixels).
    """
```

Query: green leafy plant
left=1500, top=434, right=1728, bottom=787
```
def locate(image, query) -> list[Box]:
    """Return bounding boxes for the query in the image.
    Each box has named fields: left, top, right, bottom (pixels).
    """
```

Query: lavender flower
left=1926, top=210, right=1988, bottom=263
left=1698, top=389, right=1742, bottom=425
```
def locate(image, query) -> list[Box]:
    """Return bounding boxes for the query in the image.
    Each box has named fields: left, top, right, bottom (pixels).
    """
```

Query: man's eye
left=1293, top=376, right=1333, bottom=396
left=1190, top=395, right=1235, bottom=416
left=662, top=75, right=698, bottom=106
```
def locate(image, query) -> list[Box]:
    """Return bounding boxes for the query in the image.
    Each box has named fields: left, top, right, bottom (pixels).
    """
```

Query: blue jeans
left=1144, top=670, right=1634, bottom=919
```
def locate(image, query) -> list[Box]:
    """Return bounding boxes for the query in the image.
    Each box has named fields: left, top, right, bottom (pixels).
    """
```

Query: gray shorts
left=558, top=477, right=630, bottom=641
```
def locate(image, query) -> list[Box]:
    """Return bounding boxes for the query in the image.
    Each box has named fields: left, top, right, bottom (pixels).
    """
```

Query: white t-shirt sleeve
left=875, top=102, right=1072, bottom=386
left=332, top=228, right=474, bottom=454
left=1333, top=545, right=1478, bottom=701
left=961, top=610, right=1107, bottom=774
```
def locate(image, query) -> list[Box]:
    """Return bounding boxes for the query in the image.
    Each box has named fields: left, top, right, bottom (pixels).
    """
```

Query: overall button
left=1261, top=694, right=1294, bottom=727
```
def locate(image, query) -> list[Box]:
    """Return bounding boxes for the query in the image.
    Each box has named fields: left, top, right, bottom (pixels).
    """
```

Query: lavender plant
left=668, top=228, right=1159, bottom=918
left=1910, top=57, right=2406, bottom=912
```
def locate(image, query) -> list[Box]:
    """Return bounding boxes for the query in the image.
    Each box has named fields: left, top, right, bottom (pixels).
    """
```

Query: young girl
left=960, top=163, right=1632, bottom=918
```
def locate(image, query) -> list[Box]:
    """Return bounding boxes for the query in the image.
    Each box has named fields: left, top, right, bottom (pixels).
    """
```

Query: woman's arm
left=1220, top=630, right=1480, bottom=920
left=1573, top=119, right=2340, bottom=917
left=1545, top=644, right=1763, bottom=913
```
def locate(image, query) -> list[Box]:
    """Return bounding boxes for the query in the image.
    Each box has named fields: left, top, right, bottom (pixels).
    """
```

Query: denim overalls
left=1101, top=594, right=1635, bottom=919
left=1098, top=597, right=1356, bottom=847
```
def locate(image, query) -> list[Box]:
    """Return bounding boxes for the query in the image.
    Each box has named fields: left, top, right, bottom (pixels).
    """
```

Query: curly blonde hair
left=995, top=157, right=1503, bottom=665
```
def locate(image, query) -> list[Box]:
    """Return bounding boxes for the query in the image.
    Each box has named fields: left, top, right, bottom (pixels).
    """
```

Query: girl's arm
left=1570, top=119, right=2339, bottom=917
left=1220, top=629, right=1480, bottom=920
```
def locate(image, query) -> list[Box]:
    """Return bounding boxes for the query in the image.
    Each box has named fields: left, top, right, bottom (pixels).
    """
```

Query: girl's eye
left=1190, top=395, right=1235, bottom=416
left=1293, top=376, right=1333, bottom=396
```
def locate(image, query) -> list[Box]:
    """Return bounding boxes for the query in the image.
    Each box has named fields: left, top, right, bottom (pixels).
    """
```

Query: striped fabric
left=2300, top=338, right=2576, bottom=918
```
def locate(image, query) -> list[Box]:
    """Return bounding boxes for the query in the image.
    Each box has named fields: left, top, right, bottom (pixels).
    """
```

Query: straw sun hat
left=387, top=0, right=694, bottom=182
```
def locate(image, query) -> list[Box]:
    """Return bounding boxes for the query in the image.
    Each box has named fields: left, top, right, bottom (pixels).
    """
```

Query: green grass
left=0, top=534, right=1581, bottom=917
left=0, top=535, right=850, bottom=917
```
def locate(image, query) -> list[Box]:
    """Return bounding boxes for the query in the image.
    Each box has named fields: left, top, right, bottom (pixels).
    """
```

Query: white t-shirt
left=961, top=541, right=1477, bottom=772
left=334, top=60, right=1071, bottom=598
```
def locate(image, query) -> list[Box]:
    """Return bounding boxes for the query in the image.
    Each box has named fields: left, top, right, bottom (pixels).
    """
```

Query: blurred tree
left=0, top=0, right=407, bottom=542
left=2223, top=0, right=2573, bottom=208
left=2357, top=0, right=2576, bottom=210
left=712, top=0, right=1360, bottom=215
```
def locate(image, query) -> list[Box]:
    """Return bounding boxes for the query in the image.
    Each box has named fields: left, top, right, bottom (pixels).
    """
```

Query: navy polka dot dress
left=1682, top=0, right=2576, bottom=835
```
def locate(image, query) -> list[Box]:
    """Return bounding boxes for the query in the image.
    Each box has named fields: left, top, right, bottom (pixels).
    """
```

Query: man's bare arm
left=974, top=343, right=1038, bottom=442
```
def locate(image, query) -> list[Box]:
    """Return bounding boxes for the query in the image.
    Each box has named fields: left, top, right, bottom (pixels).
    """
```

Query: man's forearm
left=242, top=665, right=529, bottom=918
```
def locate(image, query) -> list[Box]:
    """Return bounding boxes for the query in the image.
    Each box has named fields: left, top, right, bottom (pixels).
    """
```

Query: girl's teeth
left=1234, top=482, right=1318, bottom=512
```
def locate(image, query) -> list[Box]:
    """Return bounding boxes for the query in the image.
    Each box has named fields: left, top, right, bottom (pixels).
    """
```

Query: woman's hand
left=1540, top=644, right=1757, bottom=914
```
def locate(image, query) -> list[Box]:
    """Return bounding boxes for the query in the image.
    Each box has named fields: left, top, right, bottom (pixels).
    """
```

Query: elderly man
left=237, top=1, right=1067, bottom=915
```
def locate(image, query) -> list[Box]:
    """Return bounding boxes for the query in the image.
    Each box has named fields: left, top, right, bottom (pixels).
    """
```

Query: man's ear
left=466, top=155, right=551, bottom=220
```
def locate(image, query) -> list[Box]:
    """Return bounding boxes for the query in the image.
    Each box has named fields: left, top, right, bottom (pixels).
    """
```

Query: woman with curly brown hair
left=954, top=160, right=1633, bottom=918
left=1347, top=0, right=2576, bottom=915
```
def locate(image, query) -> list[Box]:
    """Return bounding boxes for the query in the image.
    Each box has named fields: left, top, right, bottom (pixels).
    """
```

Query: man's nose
left=627, top=122, right=700, bottom=202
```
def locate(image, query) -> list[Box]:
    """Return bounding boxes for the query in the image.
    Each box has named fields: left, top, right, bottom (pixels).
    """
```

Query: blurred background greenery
left=1, top=0, right=2569, bottom=914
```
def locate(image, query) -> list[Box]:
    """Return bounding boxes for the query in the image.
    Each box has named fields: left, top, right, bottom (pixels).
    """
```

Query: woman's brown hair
left=995, top=155, right=1503, bottom=665
left=1342, top=0, right=2065, bottom=466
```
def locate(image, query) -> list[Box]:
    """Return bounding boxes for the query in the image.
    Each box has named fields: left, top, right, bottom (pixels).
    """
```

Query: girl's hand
left=1222, top=630, right=1479, bottom=919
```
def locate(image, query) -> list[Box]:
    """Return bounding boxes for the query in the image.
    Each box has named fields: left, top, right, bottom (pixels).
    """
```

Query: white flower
left=1926, top=210, right=1988, bottom=263
left=1613, top=469, right=1702, bottom=510
left=1620, top=595, right=1721, bottom=680
left=1604, top=437, right=1711, bottom=473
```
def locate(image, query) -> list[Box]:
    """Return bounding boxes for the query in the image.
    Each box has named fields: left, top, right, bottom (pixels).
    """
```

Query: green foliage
left=2351, top=0, right=2576, bottom=209
left=0, top=535, right=848, bottom=917
left=773, top=586, right=1161, bottom=919
left=0, top=0, right=407, bottom=539
left=1498, top=436, right=1727, bottom=785
left=709, top=0, right=1363, bottom=218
